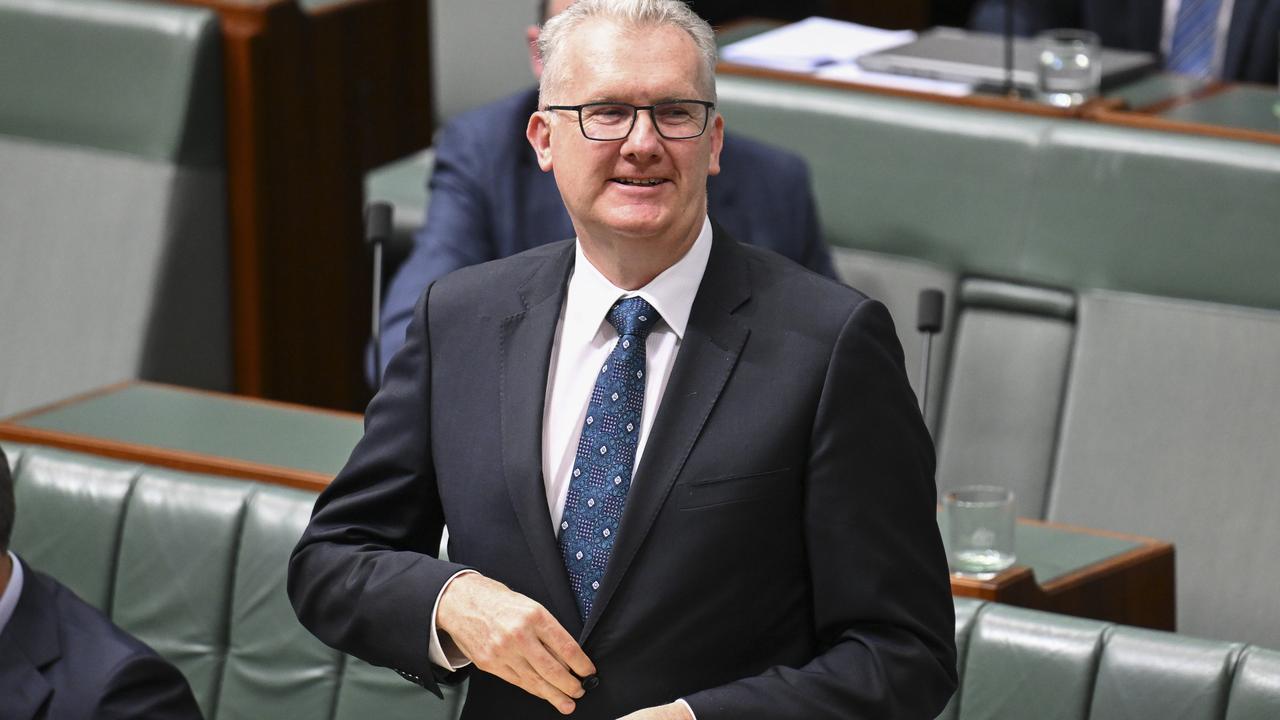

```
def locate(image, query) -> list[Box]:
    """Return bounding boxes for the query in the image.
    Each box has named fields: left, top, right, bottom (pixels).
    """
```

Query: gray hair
left=537, top=0, right=718, bottom=106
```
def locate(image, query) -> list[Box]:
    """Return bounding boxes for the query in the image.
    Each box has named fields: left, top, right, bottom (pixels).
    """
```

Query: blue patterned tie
left=1167, top=0, right=1224, bottom=77
left=557, top=296, right=661, bottom=620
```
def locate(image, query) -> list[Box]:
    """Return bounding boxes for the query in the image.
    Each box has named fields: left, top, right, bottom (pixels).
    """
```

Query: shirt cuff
left=676, top=698, right=697, bottom=719
left=428, top=569, right=479, bottom=670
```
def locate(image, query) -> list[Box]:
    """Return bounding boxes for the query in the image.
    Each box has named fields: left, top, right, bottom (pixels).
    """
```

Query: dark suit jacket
left=970, top=0, right=1280, bottom=83
left=0, top=559, right=202, bottom=720
left=377, top=88, right=836, bottom=378
left=291, top=227, right=957, bottom=719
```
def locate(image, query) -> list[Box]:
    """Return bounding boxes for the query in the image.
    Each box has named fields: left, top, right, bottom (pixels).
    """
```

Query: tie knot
left=607, top=296, right=660, bottom=339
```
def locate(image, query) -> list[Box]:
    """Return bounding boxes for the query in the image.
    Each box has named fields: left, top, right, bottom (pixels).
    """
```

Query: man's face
left=527, top=19, right=724, bottom=249
left=527, top=0, right=574, bottom=78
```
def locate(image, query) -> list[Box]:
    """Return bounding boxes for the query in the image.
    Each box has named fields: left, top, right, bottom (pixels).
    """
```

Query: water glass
left=1036, top=29, right=1101, bottom=108
left=944, top=485, right=1016, bottom=579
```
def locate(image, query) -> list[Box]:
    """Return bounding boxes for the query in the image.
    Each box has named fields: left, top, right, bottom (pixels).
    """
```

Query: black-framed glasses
left=544, top=100, right=715, bottom=141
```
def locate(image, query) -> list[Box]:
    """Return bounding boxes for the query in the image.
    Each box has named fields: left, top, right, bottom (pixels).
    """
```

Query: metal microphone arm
left=365, top=202, right=393, bottom=389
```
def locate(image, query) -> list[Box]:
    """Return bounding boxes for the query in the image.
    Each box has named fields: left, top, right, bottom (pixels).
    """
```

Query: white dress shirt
left=428, top=218, right=713, bottom=685
left=0, top=550, right=26, bottom=637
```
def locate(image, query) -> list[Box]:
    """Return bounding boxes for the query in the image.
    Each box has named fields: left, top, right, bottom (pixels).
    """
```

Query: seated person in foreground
left=0, top=447, right=204, bottom=720
left=970, top=0, right=1279, bottom=83
left=376, top=0, right=836, bottom=378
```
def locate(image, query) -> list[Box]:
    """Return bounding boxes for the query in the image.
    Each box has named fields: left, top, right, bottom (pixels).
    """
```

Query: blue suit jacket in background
left=0, top=558, right=203, bottom=720
left=970, top=0, right=1279, bottom=83
left=378, top=88, right=835, bottom=377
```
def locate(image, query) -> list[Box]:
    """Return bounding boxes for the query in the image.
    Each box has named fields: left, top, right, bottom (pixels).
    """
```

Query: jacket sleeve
left=683, top=298, right=958, bottom=719
left=377, top=118, right=499, bottom=380
left=788, top=158, right=837, bottom=280
left=97, top=653, right=204, bottom=720
left=291, top=285, right=472, bottom=696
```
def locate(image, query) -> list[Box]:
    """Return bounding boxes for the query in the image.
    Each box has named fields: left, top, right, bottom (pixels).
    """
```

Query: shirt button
left=581, top=675, right=600, bottom=691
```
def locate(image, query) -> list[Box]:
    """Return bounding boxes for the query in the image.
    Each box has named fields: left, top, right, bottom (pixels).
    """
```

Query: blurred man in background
left=970, top=0, right=1279, bottom=83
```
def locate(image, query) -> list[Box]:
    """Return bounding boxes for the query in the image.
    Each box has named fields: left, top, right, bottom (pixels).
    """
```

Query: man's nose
left=621, top=108, right=662, bottom=158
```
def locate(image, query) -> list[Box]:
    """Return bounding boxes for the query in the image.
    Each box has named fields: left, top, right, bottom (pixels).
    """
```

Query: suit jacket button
left=581, top=675, right=600, bottom=691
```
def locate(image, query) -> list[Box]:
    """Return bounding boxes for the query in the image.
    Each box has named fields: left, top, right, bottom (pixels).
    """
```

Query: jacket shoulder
left=719, top=131, right=809, bottom=181
left=428, top=239, right=573, bottom=308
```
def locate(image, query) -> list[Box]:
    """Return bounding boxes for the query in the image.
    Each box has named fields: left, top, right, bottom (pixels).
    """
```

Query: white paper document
left=721, top=16, right=973, bottom=96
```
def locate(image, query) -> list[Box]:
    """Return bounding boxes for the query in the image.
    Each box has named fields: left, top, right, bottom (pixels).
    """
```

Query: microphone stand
left=365, top=202, right=393, bottom=388
left=916, top=288, right=946, bottom=418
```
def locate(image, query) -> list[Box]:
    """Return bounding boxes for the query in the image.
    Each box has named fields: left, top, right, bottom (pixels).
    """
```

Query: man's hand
left=617, top=702, right=694, bottom=720
left=437, top=573, right=595, bottom=715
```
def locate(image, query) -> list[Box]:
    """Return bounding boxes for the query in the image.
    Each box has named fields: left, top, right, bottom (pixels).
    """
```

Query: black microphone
left=365, top=202, right=393, bottom=388
left=916, top=288, right=945, bottom=415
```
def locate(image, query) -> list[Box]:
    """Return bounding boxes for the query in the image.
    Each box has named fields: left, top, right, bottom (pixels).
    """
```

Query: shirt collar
left=0, top=550, right=25, bottom=638
left=565, top=216, right=713, bottom=344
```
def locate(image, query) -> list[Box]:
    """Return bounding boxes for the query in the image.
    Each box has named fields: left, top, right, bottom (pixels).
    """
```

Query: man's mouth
left=611, top=178, right=667, bottom=186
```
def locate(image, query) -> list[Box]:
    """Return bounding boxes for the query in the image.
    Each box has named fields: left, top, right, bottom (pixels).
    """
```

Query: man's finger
left=536, top=615, right=597, bottom=679
left=525, top=639, right=588, bottom=699
left=510, top=658, right=579, bottom=715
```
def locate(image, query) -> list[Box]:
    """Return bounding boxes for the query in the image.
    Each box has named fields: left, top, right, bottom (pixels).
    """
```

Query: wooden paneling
left=169, top=0, right=433, bottom=410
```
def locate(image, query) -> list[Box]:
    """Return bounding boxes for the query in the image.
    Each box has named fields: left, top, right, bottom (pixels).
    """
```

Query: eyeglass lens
left=580, top=102, right=708, bottom=140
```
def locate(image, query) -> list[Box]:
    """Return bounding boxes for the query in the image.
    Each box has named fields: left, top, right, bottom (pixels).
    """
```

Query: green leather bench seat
left=7, top=440, right=1280, bottom=720
left=0, top=0, right=231, bottom=417
left=4, top=443, right=462, bottom=720
left=945, top=598, right=1280, bottom=720
left=715, top=73, right=1280, bottom=312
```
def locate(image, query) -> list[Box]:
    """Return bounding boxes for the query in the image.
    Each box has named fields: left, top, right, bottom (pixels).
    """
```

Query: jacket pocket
left=676, top=467, right=792, bottom=510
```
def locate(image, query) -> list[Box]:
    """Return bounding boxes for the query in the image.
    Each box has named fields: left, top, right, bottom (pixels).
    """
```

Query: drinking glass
left=944, top=485, right=1016, bottom=579
left=1036, top=29, right=1101, bottom=108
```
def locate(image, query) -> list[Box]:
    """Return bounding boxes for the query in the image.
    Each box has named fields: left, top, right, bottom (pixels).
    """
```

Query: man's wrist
left=428, top=569, right=479, bottom=669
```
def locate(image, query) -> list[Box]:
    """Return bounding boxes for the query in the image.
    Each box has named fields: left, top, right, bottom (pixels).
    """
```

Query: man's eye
left=587, top=106, right=630, bottom=122
left=657, top=107, right=692, bottom=120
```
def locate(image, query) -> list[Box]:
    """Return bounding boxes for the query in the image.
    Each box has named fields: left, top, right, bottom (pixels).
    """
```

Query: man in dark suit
left=970, top=0, right=1279, bottom=83
left=0, top=449, right=203, bottom=720
left=376, top=0, right=835, bottom=379
left=290, top=1, right=956, bottom=718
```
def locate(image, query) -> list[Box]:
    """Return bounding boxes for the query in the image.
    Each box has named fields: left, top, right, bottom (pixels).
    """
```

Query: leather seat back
left=936, top=279, right=1076, bottom=518
left=946, top=599, right=1280, bottom=720
left=6, top=444, right=463, bottom=720
left=1047, top=291, right=1280, bottom=648
left=0, top=0, right=231, bottom=417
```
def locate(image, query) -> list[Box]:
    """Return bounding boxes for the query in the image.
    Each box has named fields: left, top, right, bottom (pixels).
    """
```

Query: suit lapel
left=0, top=563, right=58, bottom=719
left=498, top=242, right=584, bottom=634
left=581, top=226, right=752, bottom=641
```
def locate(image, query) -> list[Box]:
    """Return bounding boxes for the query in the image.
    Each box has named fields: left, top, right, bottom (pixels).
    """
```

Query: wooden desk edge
left=1085, top=107, right=1280, bottom=146
left=947, top=516, right=1176, bottom=629
left=0, top=423, right=333, bottom=493
left=2, top=381, right=363, bottom=425
left=0, top=381, right=353, bottom=493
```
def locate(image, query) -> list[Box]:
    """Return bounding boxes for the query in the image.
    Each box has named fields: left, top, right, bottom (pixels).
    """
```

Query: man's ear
left=527, top=111, right=555, bottom=172
left=707, top=113, right=725, bottom=177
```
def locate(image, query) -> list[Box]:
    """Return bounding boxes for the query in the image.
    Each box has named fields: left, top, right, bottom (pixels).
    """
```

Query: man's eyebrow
left=581, top=95, right=700, bottom=104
